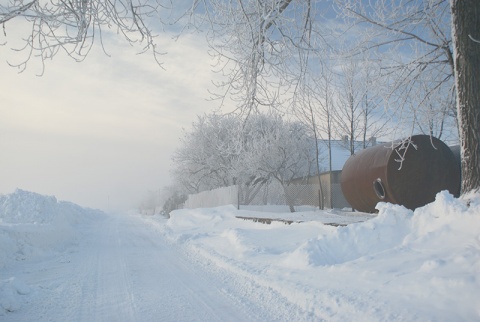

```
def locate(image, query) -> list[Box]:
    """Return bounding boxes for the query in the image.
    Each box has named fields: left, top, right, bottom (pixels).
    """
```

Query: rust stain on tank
left=340, top=135, right=461, bottom=213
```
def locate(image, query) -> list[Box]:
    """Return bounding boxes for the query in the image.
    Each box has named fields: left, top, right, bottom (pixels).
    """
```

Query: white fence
left=183, top=179, right=350, bottom=211
left=182, top=182, right=321, bottom=211
left=183, top=185, right=239, bottom=209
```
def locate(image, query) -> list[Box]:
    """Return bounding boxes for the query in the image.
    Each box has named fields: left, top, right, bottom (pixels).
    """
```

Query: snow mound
left=0, top=189, right=105, bottom=269
left=0, top=189, right=102, bottom=224
left=283, top=191, right=480, bottom=268
left=166, top=205, right=237, bottom=242
left=0, top=189, right=58, bottom=224
left=0, top=277, right=30, bottom=315
left=163, top=193, right=480, bottom=269
left=283, top=202, right=413, bottom=267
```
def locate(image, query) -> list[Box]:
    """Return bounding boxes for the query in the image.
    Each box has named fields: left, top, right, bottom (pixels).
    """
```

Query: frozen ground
left=1, top=189, right=480, bottom=321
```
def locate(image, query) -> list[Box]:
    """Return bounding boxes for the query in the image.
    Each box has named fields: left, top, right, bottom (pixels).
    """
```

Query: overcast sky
left=0, top=28, right=223, bottom=211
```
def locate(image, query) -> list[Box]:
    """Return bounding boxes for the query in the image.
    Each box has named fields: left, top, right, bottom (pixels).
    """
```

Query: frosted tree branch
left=0, top=0, right=168, bottom=74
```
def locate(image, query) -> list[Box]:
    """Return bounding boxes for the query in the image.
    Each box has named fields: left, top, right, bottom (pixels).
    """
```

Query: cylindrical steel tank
left=340, top=135, right=461, bottom=213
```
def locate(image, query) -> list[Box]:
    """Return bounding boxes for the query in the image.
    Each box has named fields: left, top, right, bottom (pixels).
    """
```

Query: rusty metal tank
left=340, top=135, right=461, bottom=213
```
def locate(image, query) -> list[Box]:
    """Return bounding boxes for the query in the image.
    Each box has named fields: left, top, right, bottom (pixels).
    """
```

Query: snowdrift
left=151, top=190, right=480, bottom=320
left=0, top=189, right=105, bottom=315
left=0, top=189, right=103, bottom=225
left=0, top=189, right=104, bottom=264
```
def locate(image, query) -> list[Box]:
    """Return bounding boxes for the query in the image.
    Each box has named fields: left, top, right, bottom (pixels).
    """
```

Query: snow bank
left=0, top=278, right=31, bottom=314
left=0, top=190, right=104, bottom=265
left=152, top=191, right=480, bottom=320
left=0, top=189, right=102, bottom=225
left=0, top=189, right=105, bottom=315
left=0, top=190, right=59, bottom=224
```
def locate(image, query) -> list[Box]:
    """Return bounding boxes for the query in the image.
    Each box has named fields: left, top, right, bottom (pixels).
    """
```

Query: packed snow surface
left=1, top=188, right=480, bottom=321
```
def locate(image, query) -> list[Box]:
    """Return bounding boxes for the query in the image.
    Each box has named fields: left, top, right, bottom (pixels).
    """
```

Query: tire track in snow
left=3, top=213, right=271, bottom=321
left=74, top=215, right=139, bottom=322
left=112, top=214, right=261, bottom=321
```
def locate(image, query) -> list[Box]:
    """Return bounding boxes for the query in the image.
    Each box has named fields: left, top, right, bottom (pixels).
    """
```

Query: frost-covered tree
left=339, top=0, right=454, bottom=116
left=331, top=59, right=390, bottom=155
left=408, top=77, right=457, bottom=140
left=290, top=67, right=335, bottom=172
left=171, top=112, right=316, bottom=210
left=241, top=113, right=316, bottom=212
left=333, top=60, right=364, bottom=155
left=341, top=0, right=479, bottom=192
left=288, top=74, right=328, bottom=210
left=172, top=113, right=243, bottom=193
left=185, top=0, right=331, bottom=114
left=242, top=114, right=315, bottom=181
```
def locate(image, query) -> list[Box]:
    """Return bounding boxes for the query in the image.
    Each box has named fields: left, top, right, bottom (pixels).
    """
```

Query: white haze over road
left=0, top=27, right=220, bottom=211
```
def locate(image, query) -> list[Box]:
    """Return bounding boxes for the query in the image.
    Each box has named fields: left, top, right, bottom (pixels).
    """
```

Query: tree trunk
left=309, top=104, right=324, bottom=210
left=281, top=184, right=296, bottom=213
left=450, top=0, right=480, bottom=193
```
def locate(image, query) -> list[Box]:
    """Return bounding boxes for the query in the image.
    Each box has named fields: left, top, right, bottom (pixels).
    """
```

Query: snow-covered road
left=2, top=213, right=298, bottom=321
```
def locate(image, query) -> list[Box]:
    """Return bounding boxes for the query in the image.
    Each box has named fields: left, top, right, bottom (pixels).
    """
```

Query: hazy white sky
left=0, top=29, right=222, bottom=211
